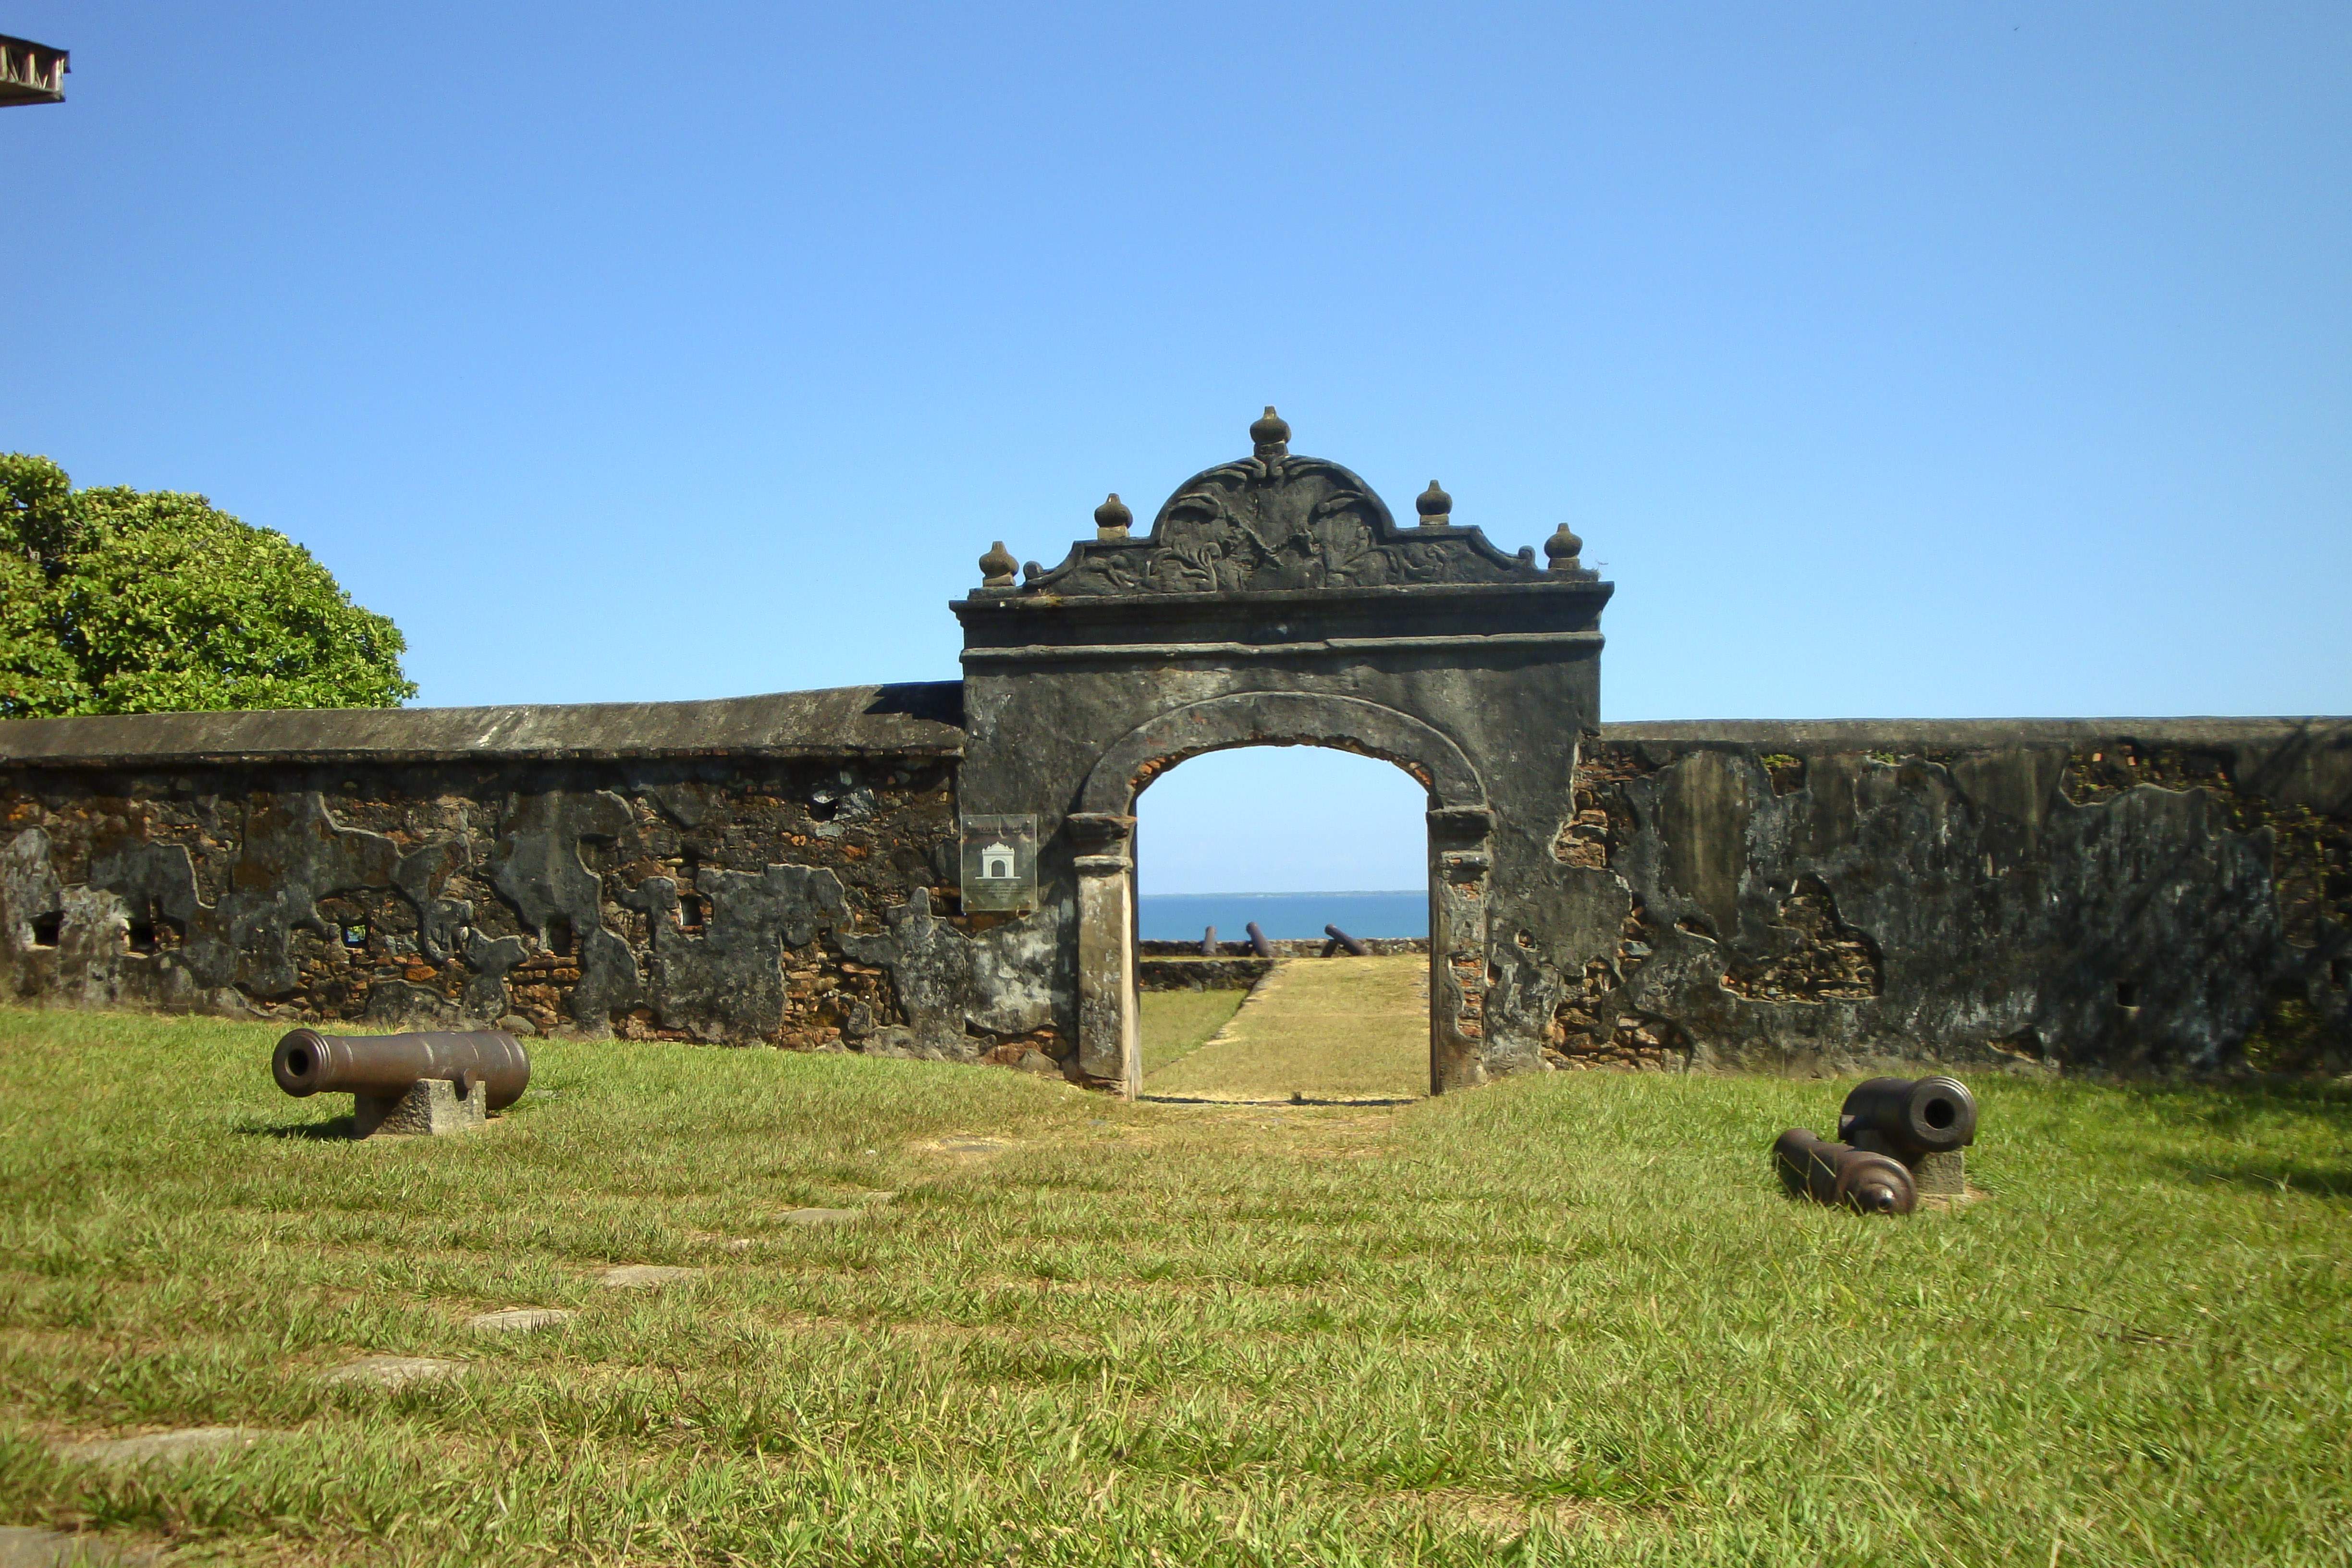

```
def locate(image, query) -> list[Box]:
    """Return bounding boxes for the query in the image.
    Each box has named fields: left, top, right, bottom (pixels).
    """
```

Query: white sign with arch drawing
left=959, top=813, right=1038, bottom=914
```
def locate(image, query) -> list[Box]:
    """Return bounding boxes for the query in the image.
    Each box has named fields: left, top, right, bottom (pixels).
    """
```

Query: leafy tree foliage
left=1, top=454, right=416, bottom=718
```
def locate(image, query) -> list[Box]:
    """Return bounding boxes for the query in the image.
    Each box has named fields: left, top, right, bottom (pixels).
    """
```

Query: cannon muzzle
left=1245, top=922, right=1274, bottom=957
left=1838, top=1076, right=1977, bottom=1160
left=1200, top=925, right=1219, bottom=956
left=273, top=1028, right=531, bottom=1112
left=1772, top=1127, right=1917, bottom=1215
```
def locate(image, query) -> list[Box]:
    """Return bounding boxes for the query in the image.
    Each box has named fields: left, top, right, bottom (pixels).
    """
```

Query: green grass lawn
left=1137, top=986, right=1247, bottom=1078
left=2, top=1005, right=2350, bottom=1566
left=1142, top=956, right=1427, bottom=1102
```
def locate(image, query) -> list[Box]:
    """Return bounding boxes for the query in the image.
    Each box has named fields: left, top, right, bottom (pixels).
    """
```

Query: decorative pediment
left=1004, top=409, right=1578, bottom=599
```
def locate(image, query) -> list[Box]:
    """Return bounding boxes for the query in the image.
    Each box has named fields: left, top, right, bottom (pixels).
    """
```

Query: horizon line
left=1138, top=889, right=1424, bottom=899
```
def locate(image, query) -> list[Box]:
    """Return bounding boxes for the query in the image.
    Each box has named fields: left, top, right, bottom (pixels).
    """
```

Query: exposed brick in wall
left=1718, top=876, right=1884, bottom=1004
left=1553, top=745, right=1651, bottom=870
left=1544, top=892, right=1689, bottom=1069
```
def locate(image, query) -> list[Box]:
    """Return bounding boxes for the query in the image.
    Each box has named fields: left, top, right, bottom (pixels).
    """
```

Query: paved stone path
left=467, top=1307, right=576, bottom=1333
left=50, top=1427, right=273, bottom=1469
left=595, top=1264, right=702, bottom=1288
left=324, top=1355, right=467, bottom=1389
left=929, top=1136, right=1011, bottom=1156
left=0, top=1526, right=159, bottom=1567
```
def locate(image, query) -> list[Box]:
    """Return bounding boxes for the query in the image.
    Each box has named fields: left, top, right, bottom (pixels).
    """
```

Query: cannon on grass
left=1838, top=1076, right=1977, bottom=1196
left=1245, top=922, right=1274, bottom=958
left=274, top=1028, right=530, bottom=1138
left=1772, top=1127, right=1917, bottom=1215
left=1322, top=924, right=1370, bottom=957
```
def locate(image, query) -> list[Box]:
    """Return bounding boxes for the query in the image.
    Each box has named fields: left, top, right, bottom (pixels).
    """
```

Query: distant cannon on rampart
left=1322, top=924, right=1370, bottom=957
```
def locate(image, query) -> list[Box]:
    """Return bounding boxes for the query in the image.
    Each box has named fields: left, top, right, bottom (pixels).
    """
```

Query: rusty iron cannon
left=1322, top=924, right=1370, bottom=957
left=274, top=1028, right=530, bottom=1138
left=1200, top=925, right=1219, bottom=956
left=1772, top=1127, right=1917, bottom=1215
left=1245, top=921, right=1274, bottom=957
left=1837, top=1075, right=1977, bottom=1195
left=1838, top=1075, right=1977, bottom=1157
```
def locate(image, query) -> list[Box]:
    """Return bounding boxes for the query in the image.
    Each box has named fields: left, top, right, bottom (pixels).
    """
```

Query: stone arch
left=1078, top=692, right=1487, bottom=817
left=955, top=409, right=1611, bottom=1099
left=1069, top=691, right=1496, bottom=1100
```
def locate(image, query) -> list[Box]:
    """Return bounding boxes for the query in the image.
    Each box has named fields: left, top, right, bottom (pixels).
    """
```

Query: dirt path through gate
left=1139, top=954, right=1428, bottom=1102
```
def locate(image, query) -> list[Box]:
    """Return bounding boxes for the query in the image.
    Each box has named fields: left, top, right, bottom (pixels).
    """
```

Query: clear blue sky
left=8, top=3, right=2346, bottom=893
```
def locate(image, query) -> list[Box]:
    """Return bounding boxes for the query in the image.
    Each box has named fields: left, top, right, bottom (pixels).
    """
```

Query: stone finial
left=1544, top=522, right=1585, bottom=573
left=1093, top=492, right=1133, bottom=540
left=1022, top=560, right=1043, bottom=584
left=1415, top=481, right=1452, bottom=527
left=1250, top=405, right=1290, bottom=457
left=979, top=540, right=1018, bottom=587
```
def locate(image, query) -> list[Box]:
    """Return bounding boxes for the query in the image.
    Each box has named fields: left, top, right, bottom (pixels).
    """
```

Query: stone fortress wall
left=3, top=413, right=2347, bottom=1085
left=5, top=693, right=2345, bottom=1079
left=1553, top=718, right=2350, bottom=1076
left=0, top=686, right=1066, bottom=1076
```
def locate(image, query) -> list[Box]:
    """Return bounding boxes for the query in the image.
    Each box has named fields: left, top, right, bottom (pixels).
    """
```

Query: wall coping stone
left=6, top=699, right=2346, bottom=778
left=1597, top=717, right=2352, bottom=749
left=0, top=683, right=965, bottom=769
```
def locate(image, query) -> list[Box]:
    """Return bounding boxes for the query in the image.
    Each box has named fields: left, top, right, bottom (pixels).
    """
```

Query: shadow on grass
left=2163, top=1156, right=2352, bottom=1198
left=236, top=1115, right=357, bottom=1141
left=2114, top=1077, right=2352, bottom=1136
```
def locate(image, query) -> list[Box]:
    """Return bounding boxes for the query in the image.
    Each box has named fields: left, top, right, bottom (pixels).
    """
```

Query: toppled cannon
left=1245, top=922, right=1274, bottom=957
left=1838, top=1075, right=1977, bottom=1195
left=1772, top=1127, right=1917, bottom=1215
left=1322, top=924, right=1370, bottom=957
left=273, top=1028, right=531, bottom=1138
left=1200, top=925, right=1219, bottom=956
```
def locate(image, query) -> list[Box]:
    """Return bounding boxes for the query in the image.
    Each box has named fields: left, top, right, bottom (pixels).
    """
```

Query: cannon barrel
left=1245, top=921, right=1274, bottom=957
left=1838, top=1076, right=1977, bottom=1159
left=1772, top=1127, right=1917, bottom=1215
left=1200, top=925, right=1218, bottom=957
left=273, top=1029, right=531, bottom=1111
left=1323, top=924, right=1370, bottom=956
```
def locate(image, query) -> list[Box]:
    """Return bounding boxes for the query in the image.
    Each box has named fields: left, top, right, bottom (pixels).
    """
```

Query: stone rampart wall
left=1136, top=938, right=1429, bottom=958
left=0, top=684, right=1073, bottom=1075
left=4, top=694, right=2347, bottom=1080
left=1556, top=719, right=2352, bottom=1076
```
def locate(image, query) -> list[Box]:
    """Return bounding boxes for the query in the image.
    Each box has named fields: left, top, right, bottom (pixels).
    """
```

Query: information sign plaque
left=960, top=813, right=1039, bottom=914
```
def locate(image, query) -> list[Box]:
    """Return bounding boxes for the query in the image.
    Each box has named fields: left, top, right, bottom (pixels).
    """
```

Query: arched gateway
left=4, top=410, right=2334, bottom=1078
left=954, top=409, right=1614, bottom=1095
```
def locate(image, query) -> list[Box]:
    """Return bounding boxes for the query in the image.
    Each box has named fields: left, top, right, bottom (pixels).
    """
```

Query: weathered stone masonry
left=3, top=415, right=2349, bottom=1083
left=1543, top=721, right=2352, bottom=1077
left=5, top=708, right=2346, bottom=1082
left=0, top=686, right=1064, bottom=1074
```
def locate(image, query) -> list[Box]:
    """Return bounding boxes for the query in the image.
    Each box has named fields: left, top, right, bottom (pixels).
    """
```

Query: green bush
left=1, top=453, right=416, bottom=718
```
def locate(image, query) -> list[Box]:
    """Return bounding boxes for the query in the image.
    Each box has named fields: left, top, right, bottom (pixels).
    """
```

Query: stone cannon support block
left=353, top=1078, right=485, bottom=1138
left=1911, top=1149, right=1965, bottom=1197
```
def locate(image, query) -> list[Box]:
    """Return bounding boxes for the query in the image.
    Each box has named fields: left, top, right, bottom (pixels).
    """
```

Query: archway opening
left=1130, top=744, right=1431, bottom=1101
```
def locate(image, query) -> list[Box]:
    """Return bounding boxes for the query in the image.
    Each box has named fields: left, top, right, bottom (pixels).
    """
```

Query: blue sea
left=1138, top=891, right=1427, bottom=942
